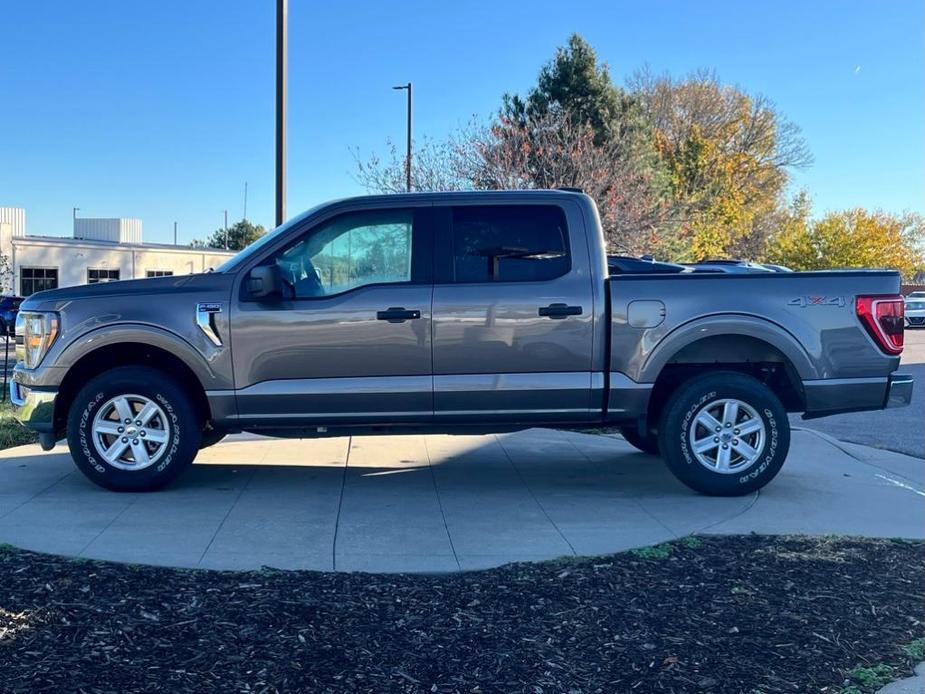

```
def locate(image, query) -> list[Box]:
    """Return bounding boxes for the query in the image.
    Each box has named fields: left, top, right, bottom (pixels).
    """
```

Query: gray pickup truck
left=12, top=191, right=912, bottom=495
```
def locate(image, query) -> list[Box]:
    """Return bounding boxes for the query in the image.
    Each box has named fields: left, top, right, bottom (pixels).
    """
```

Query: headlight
left=17, top=312, right=59, bottom=369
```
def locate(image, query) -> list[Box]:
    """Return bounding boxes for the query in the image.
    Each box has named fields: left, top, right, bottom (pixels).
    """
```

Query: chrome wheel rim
left=91, top=394, right=170, bottom=471
left=688, top=398, right=766, bottom=475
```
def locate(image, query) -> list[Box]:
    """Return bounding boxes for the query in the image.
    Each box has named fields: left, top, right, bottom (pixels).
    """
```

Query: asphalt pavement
left=792, top=328, right=925, bottom=458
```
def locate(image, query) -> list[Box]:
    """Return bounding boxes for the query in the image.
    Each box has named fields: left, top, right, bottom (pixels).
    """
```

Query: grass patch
left=903, top=636, right=925, bottom=660
left=0, top=400, right=37, bottom=450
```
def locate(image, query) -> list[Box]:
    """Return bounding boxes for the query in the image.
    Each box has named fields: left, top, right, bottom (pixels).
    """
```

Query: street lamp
left=392, top=82, right=412, bottom=192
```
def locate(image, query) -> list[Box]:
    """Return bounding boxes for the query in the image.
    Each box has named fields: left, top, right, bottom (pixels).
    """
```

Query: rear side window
left=450, top=205, right=569, bottom=282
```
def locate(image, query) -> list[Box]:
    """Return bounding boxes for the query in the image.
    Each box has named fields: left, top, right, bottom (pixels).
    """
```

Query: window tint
left=269, top=209, right=413, bottom=298
left=451, top=205, right=569, bottom=282
left=20, top=268, right=58, bottom=295
left=87, top=269, right=120, bottom=284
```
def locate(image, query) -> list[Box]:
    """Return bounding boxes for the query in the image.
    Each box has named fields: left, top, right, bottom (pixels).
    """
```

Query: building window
left=20, top=268, right=59, bottom=296
left=146, top=270, right=174, bottom=278
left=87, top=269, right=120, bottom=284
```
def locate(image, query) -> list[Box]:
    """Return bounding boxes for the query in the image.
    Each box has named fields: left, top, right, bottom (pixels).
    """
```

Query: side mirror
left=246, top=265, right=281, bottom=300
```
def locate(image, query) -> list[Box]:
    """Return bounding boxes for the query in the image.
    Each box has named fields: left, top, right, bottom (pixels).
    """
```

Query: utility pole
left=243, top=181, right=248, bottom=221
left=223, top=210, right=229, bottom=249
left=173, top=221, right=178, bottom=245
left=392, top=82, right=412, bottom=192
left=276, top=0, right=287, bottom=227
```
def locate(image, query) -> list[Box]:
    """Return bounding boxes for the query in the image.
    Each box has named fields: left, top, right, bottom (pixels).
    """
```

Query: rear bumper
left=885, top=373, right=913, bottom=408
left=802, top=374, right=912, bottom=419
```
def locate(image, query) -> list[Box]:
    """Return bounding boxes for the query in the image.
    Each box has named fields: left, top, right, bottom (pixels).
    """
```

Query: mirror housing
left=246, top=265, right=282, bottom=300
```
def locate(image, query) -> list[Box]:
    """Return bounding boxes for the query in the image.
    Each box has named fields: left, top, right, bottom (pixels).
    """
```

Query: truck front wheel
left=66, top=366, right=201, bottom=492
left=658, top=372, right=790, bottom=496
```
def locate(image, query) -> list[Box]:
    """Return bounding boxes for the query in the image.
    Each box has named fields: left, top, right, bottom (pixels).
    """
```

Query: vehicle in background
left=0, top=296, right=23, bottom=336
left=607, top=255, right=693, bottom=275
left=11, top=190, right=913, bottom=497
left=683, top=259, right=780, bottom=273
left=905, top=295, right=925, bottom=327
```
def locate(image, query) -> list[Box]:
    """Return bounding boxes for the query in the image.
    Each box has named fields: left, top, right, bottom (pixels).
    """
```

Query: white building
left=0, top=208, right=235, bottom=296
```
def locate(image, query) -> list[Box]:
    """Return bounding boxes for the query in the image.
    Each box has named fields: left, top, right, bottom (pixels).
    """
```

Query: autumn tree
left=630, top=69, right=812, bottom=260
left=765, top=204, right=925, bottom=279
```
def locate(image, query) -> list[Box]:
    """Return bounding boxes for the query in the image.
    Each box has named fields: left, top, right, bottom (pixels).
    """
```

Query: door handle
left=538, top=303, right=583, bottom=319
left=376, top=307, right=421, bottom=323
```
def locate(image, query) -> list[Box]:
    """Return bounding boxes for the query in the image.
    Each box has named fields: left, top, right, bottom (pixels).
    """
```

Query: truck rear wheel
left=619, top=425, right=660, bottom=455
left=66, top=366, right=201, bottom=492
left=658, top=372, right=790, bottom=496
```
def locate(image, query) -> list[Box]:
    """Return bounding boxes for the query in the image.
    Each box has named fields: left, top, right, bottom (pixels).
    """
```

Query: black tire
left=658, top=371, right=790, bottom=496
left=199, top=429, right=226, bottom=449
left=619, top=425, right=660, bottom=455
left=66, top=366, right=201, bottom=492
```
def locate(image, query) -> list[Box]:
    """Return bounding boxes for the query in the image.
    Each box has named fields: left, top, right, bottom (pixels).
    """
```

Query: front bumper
left=9, top=378, right=57, bottom=433
left=885, top=373, right=913, bottom=408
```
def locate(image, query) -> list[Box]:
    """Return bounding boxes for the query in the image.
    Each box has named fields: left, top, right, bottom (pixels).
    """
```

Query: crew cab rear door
left=431, top=199, right=597, bottom=423
left=230, top=204, right=435, bottom=426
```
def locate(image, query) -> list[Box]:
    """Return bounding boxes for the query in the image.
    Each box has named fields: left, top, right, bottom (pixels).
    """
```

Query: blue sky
left=1, top=0, right=922, bottom=244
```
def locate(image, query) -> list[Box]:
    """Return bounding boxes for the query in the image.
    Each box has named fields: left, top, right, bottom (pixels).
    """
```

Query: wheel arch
left=642, top=319, right=813, bottom=429
left=53, top=327, right=216, bottom=436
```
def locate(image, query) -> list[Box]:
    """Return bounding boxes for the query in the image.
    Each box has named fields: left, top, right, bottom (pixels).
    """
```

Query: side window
left=450, top=205, right=569, bottom=283
left=270, top=209, right=413, bottom=299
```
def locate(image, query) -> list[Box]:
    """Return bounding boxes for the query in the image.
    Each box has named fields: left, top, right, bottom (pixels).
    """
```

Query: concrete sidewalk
left=0, top=428, right=921, bottom=573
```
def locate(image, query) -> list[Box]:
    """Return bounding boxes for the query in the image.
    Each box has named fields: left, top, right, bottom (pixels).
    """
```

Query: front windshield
left=214, top=203, right=327, bottom=273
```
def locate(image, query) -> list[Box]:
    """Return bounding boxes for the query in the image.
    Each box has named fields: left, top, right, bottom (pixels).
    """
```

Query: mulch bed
left=0, top=535, right=922, bottom=694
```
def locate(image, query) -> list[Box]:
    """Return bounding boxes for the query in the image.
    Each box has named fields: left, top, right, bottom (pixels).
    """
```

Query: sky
left=1, top=0, right=922, bottom=245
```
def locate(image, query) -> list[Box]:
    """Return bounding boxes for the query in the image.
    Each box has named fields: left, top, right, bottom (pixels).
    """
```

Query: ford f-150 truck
left=11, top=190, right=913, bottom=495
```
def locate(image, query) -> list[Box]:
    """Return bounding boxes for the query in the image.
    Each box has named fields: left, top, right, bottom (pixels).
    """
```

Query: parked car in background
left=607, top=255, right=694, bottom=275
left=0, top=296, right=23, bottom=336
left=905, top=293, right=925, bottom=327
left=11, top=191, right=913, bottom=496
left=683, top=259, right=781, bottom=273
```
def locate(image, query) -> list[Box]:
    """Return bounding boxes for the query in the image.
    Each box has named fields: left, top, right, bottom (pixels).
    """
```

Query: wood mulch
left=0, top=535, right=922, bottom=693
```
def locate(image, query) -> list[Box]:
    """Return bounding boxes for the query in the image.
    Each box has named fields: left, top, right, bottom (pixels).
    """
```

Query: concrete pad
left=0, top=428, right=921, bottom=573
left=876, top=662, right=925, bottom=694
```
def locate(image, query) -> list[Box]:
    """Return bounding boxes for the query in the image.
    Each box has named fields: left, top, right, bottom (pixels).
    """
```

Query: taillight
left=856, top=295, right=904, bottom=355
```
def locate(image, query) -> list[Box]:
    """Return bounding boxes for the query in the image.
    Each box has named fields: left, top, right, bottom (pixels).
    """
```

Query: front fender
left=54, top=323, right=231, bottom=391
left=637, top=314, right=819, bottom=383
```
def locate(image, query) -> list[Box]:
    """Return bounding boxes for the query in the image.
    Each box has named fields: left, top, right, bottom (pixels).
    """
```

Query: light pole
left=223, top=210, right=229, bottom=249
left=392, top=82, right=412, bottom=192
left=276, top=0, right=287, bottom=227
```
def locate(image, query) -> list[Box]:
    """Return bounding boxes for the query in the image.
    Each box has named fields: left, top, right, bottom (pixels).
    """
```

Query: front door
left=431, top=201, right=596, bottom=423
left=230, top=206, right=434, bottom=426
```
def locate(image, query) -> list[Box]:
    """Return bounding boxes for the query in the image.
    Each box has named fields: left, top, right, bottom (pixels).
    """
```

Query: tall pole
left=276, top=0, right=287, bottom=227
left=405, top=82, right=412, bottom=192
left=392, top=82, right=412, bottom=192
left=173, top=221, right=178, bottom=245
left=224, top=210, right=229, bottom=249
left=243, top=181, right=248, bottom=221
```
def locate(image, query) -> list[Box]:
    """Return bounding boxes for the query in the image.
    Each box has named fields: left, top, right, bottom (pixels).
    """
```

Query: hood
left=21, top=272, right=234, bottom=310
